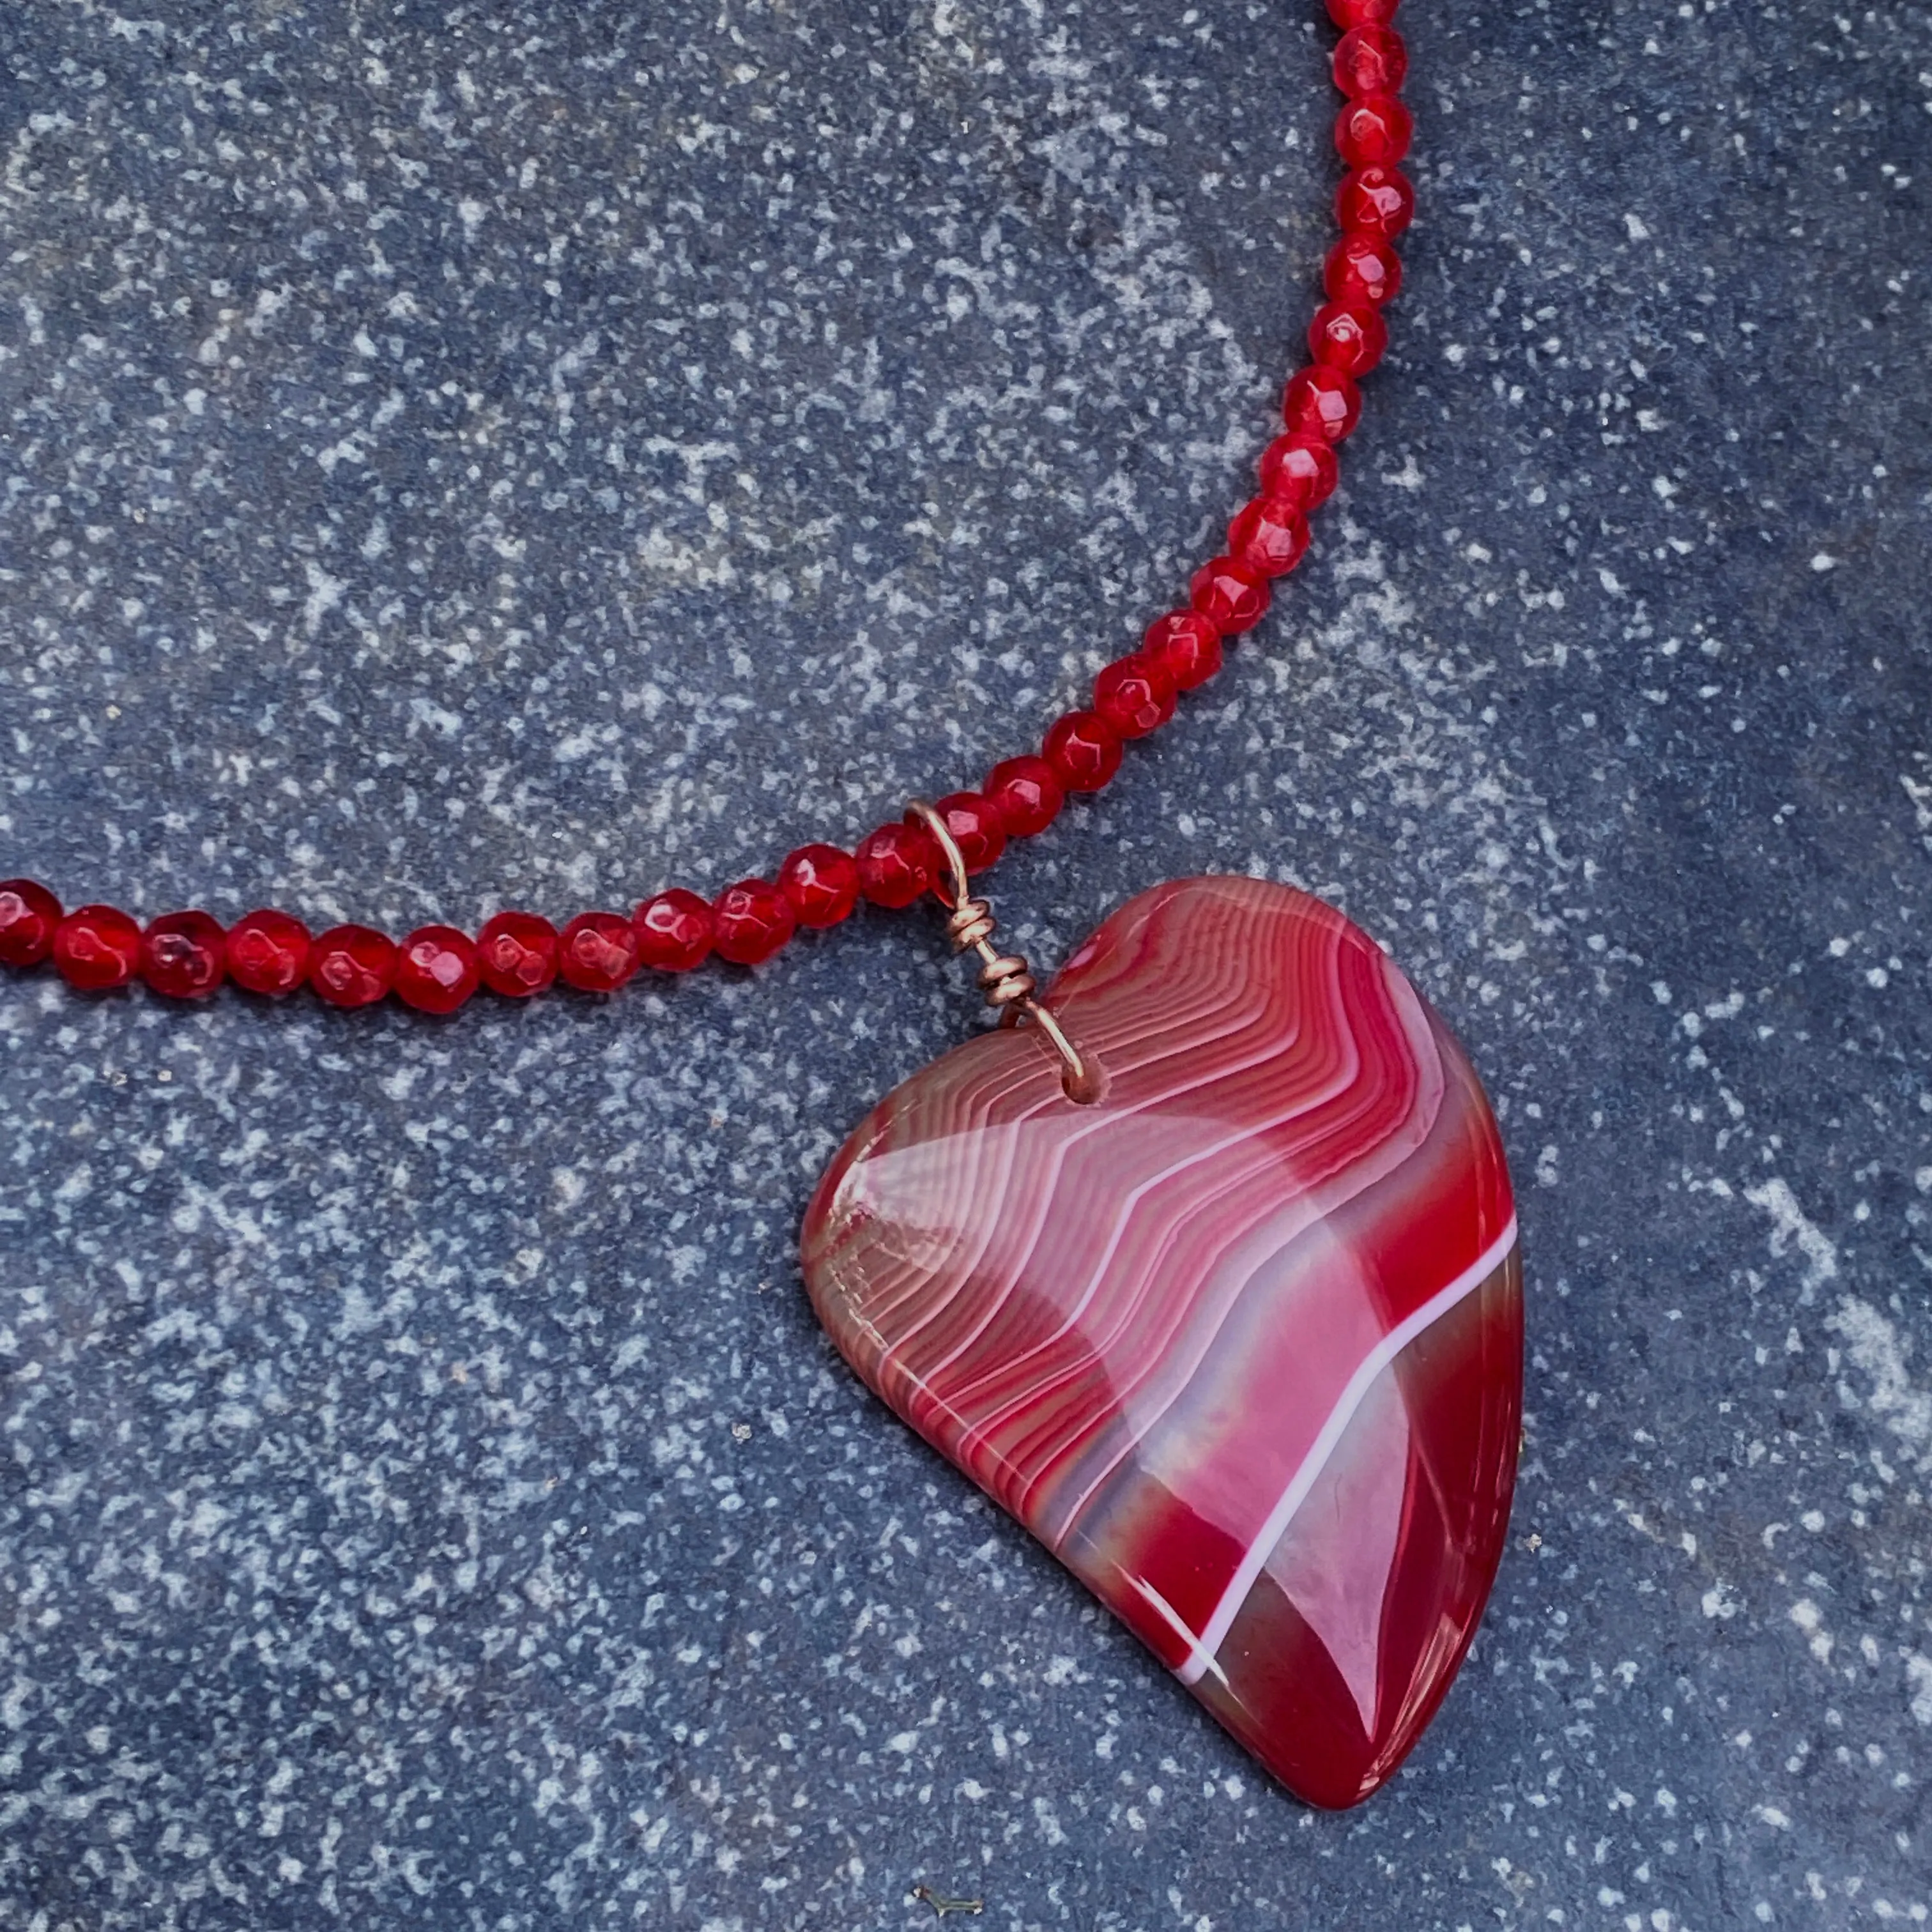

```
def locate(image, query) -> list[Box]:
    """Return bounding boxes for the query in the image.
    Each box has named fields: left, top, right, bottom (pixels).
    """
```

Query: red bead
left=855, top=822, right=939, bottom=908
left=929, top=793, right=1008, bottom=875
left=1228, top=498, right=1313, bottom=579
left=226, top=910, right=312, bottom=996
left=1337, top=164, right=1414, bottom=241
left=1327, top=0, right=1399, bottom=26
left=223, top=908, right=312, bottom=997
left=1326, top=232, right=1402, bottom=308
left=1334, top=24, right=1406, bottom=97
left=1257, top=435, right=1341, bottom=514
left=1190, top=555, right=1273, bottom=635
left=141, top=910, right=226, bottom=1000
left=476, top=911, right=558, bottom=998
left=309, top=924, right=397, bottom=1008
left=1140, top=611, right=1225, bottom=692
left=394, top=924, right=480, bottom=1014
left=1043, top=710, right=1123, bottom=794
left=1308, top=299, right=1389, bottom=377
left=52, top=905, right=142, bottom=992
left=983, top=756, right=1065, bottom=839
left=712, top=879, right=797, bottom=967
left=0, top=879, right=62, bottom=967
left=559, top=910, right=645, bottom=990
left=778, top=845, right=861, bottom=929
left=1335, top=93, right=1413, bottom=169
left=632, top=891, right=712, bottom=974
left=1282, top=365, right=1363, bottom=445
left=1092, top=656, right=1177, bottom=740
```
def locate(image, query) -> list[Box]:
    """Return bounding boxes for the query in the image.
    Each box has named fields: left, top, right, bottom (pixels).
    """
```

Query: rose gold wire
left=906, top=801, right=1101, bottom=1105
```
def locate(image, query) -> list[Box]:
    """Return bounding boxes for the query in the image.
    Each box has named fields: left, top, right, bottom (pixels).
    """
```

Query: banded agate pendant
left=801, top=877, right=1521, bottom=1809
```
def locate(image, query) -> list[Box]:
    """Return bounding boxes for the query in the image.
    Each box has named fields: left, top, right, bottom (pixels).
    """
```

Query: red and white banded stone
left=801, top=876, right=1521, bottom=1807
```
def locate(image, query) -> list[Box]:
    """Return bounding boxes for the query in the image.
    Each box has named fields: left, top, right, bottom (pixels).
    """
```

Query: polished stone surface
left=1, top=0, right=1929, bottom=1926
left=805, top=877, right=1522, bottom=1809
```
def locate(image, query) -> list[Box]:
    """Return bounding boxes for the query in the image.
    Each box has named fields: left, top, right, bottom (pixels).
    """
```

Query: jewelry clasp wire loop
left=906, top=801, right=1101, bottom=1105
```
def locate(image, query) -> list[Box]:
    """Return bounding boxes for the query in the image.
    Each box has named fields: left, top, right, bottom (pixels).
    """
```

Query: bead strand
left=0, top=0, right=1411, bottom=1015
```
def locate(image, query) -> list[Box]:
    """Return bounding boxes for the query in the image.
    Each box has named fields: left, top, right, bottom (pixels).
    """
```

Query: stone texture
left=0, top=0, right=1929, bottom=1927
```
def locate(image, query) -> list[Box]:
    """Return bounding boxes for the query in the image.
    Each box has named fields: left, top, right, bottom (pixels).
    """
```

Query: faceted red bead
left=309, top=924, right=398, bottom=1008
left=855, top=822, right=939, bottom=909
left=1334, top=24, right=1407, bottom=97
left=1309, top=299, right=1389, bottom=377
left=1337, top=164, right=1415, bottom=241
left=712, top=879, right=797, bottom=967
left=560, top=910, right=645, bottom=990
left=1190, top=555, right=1273, bottom=634
left=1335, top=93, right=1413, bottom=169
left=1140, top=611, right=1225, bottom=692
left=631, top=891, right=712, bottom=973
left=1282, top=365, right=1363, bottom=445
left=475, top=910, right=558, bottom=998
left=52, top=905, right=142, bottom=992
left=983, top=756, right=1066, bottom=839
left=1229, top=498, right=1313, bottom=579
left=0, top=879, right=62, bottom=967
left=1093, top=656, right=1177, bottom=740
left=226, top=909, right=312, bottom=996
left=778, top=845, right=861, bottom=929
left=1258, top=434, right=1340, bottom=514
left=1326, top=0, right=1399, bottom=26
left=1326, top=232, right=1402, bottom=308
left=929, top=793, right=1008, bottom=875
left=632, top=892, right=712, bottom=974
left=395, top=924, right=480, bottom=1014
left=141, top=910, right=227, bottom=1000
left=1043, top=710, right=1123, bottom=794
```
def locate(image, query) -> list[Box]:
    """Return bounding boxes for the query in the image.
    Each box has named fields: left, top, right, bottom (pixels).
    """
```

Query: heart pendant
left=801, top=875, right=1521, bottom=1809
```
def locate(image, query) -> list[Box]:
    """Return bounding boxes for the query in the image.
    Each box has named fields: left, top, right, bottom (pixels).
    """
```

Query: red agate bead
left=1258, top=434, right=1340, bottom=512
left=1327, top=0, right=1399, bottom=26
left=778, top=845, right=860, bottom=928
left=310, top=924, right=397, bottom=1008
left=1337, top=164, right=1414, bottom=241
left=712, top=879, right=796, bottom=967
left=1043, top=710, right=1123, bottom=793
left=476, top=911, right=558, bottom=997
left=1335, top=93, right=1413, bottom=169
left=395, top=924, right=479, bottom=1014
left=1309, top=300, right=1388, bottom=377
left=1190, top=555, right=1272, bottom=634
left=1229, top=498, right=1313, bottom=579
left=1282, top=365, right=1362, bottom=444
left=226, top=910, right=311, bottom=995
left=1326, top=233, right=1402, bottom=308
left=983, top=756, right=1064, bottom=839
left=0, top=879, right=61, bottom=967
left=929, top=793, right=1007, bottom=875
left=632, top=891, right=711, bottom=974
left=1093, top=656, right=1177, bottom=739
left=855, top=822, right=939, bottom=908
left=142, top=910, right=226, bottom=1000
left=1335, top=24, right=1406, bottom=97
left=560, top=911, right=643, bottom=990
left=53, top=905, right=142, bottom=992
left=1140, top=610, right=1224, bottom=691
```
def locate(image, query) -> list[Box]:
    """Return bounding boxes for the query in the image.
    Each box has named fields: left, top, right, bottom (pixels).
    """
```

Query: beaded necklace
left=0, top=1, right=1525, bottom=1812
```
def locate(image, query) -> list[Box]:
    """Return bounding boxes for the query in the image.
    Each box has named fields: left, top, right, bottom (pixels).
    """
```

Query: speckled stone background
left=1, top=0, right=1928, bottom=1926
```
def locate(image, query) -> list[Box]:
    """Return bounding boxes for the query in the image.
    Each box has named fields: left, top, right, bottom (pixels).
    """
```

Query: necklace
left=0, top=0, right=1519, bottom=1811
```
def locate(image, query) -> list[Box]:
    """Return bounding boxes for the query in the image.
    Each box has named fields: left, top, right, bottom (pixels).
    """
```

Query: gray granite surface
left=1, top=0, right=1929, bottom=1925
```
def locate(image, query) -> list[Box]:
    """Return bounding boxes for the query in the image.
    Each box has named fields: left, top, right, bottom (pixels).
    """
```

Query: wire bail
left=905, top=801, right=1101, bottom=1105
